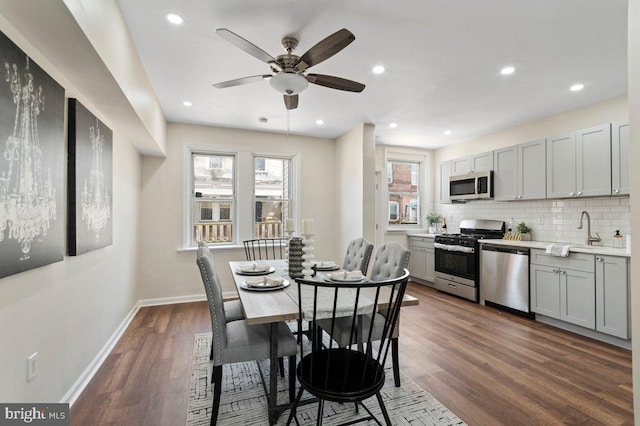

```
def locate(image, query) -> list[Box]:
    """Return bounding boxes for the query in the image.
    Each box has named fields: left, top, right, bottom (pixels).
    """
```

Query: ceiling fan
left=213, top=28, right=365, bottom=110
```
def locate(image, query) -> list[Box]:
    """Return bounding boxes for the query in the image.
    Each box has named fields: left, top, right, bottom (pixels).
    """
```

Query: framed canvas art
left=67, top=99, right=113, bottom=256
left=0, top=30, right=65, bottom=279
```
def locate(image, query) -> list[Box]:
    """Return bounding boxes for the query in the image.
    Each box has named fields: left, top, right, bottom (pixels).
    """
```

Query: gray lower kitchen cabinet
left=494, top=139, right=545, bottom=201
left=596, top=255, right=629, bottom=339
left=530, top=249, right=595, bottom=329
left=408, top=236, right=434, bottom=283
left=611, top=120, right=629, bottom=195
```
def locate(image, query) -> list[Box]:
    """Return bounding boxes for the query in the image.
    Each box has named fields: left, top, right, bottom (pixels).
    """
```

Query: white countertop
left=478, top=238, right=631, bottom=258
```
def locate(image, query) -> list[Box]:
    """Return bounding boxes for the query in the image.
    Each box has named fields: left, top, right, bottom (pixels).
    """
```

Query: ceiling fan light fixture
left=270, top=72, right=309, bottom=95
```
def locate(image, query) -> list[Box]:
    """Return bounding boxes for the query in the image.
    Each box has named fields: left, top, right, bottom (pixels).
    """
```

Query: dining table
left=228, top=259, right=419, bottom=424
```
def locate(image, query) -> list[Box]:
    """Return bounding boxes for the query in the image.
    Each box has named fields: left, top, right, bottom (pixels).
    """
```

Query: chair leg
left=286, top=388, right=304, bottom=425
left=375, top=391, right=392, bottom=426
left=210, top=344, right=213, bottom=361
left=288, top=355, right=296, bottom=403
left=279, top=357, right=285, bottom=377
left=211, top=365, right=223, bottom=426
left=316, top=399, right=325, bottom=426
left=392, top=337, right=401, bottom=387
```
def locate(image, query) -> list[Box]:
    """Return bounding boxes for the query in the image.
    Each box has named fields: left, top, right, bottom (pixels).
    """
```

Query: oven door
left=434, top=243, right=477, bottom=282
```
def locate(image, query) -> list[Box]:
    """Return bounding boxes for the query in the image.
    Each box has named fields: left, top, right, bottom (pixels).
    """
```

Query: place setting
left=234, top=262, right=275, bottom=276
left=322, top=269, right=367, bottom=283
left=240, top=275, right=289, bottom=291
left=312, top=260, right=340, bottom=271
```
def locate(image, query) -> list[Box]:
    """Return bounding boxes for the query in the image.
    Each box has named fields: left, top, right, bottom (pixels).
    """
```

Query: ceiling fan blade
left=213, top=74, right=271, bottom=89
left=295, top=28, right=355, bottom=71
left=284, top=94, right=299, bottom=110
left=216, top=28, right=276, bottom=64
left=306, top=74, right=365, bottom=92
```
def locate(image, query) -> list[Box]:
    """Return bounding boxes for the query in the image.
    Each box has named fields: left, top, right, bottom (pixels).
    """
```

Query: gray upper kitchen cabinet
left=546, top=124, right=612, bottom=198
left=546, top=132, right=577, bottom=198
left=451, top=151, right=494, bottom=176
left=576, top=124, right=611, bottom=197
left=595, top=255, right=629, bottom=339
left=439, top=160, right=452, bottom=204
left=611, top=120, right=630, bottom=195
left=494, top=139, right=545, bottom=201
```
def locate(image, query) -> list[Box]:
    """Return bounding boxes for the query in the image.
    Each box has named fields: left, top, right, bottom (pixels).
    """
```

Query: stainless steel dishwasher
left=480, top=244, right=531, bottom=315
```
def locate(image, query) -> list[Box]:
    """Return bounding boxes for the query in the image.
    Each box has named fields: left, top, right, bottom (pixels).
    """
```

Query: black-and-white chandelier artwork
left=0, top=30, right=65, bottom=279
left=68, top=99, right=113, bottom=255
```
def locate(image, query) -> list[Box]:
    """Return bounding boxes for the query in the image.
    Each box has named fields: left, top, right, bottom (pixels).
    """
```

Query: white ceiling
left=116, top=0, right=628, bottom=149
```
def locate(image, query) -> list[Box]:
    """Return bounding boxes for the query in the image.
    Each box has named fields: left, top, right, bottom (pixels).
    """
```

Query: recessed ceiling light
left=315, top=119, right=324, bottom=126
left=372, top=65, right=386, bottom=74
left=389, top=123, right=398, bottom=129
left=500, top=66, right=515, bottom=75
left=570, top=83, right=585, bottom=92
left=444, top=130, right=452, bottom=135
left=182, top=100, right=192, bottom=107
left=166, top=13, right=184, bottom=25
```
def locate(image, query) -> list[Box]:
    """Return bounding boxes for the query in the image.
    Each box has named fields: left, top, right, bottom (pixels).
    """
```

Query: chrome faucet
left=577, top=211, right=601, bottom=245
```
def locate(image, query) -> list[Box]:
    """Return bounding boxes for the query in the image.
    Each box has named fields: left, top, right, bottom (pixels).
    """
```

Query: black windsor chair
left=287, top=269, right=410, bottom=425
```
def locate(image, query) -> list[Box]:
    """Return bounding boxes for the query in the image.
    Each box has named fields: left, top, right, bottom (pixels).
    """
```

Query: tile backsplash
left=436, top=196, right=630, bottom=248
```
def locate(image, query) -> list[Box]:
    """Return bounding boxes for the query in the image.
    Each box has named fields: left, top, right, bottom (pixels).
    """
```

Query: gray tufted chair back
left=368, top=241, right=411, bottom=281
left=196, top=243, right=228, bottom=363
left=342, top=237, right=374, bottom=274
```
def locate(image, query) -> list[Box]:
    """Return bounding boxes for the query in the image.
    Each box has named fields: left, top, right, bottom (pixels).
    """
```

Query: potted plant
left=426, top=212, right=442, bottom=234
left=517, top=221, right=532, bottom=240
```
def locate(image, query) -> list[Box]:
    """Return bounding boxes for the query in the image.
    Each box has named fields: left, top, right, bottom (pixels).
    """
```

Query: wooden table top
left=229, top=260, right=419, bottom=326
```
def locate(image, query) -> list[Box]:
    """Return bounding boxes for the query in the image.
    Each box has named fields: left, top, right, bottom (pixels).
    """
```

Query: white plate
left=240, top=280, right=290, bottom=291
left=235, top=267, right=276, bottom=276
left=314, top=264, right=340, bottom=271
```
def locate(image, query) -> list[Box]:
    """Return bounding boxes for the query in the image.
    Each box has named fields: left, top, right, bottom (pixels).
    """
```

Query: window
left=387, top=160, right=420, bottom=226
left=254, top=156, right=291, bottom=239
left=192, top=153, right=235, bottom=244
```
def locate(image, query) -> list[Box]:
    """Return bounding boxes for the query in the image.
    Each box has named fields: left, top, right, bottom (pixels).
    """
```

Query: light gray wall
left=137, top=122, right=338, bottom=298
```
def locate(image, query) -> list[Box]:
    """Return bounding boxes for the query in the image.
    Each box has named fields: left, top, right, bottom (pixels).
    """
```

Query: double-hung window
left=387, top=160, right=420, bottom=225
left=253, top=156, right=291, bottom=239
left=191, top=153, right=235, bottom=244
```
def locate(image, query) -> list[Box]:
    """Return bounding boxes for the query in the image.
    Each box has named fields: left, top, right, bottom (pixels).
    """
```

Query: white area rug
left=186, top=333, right=466, bottom=425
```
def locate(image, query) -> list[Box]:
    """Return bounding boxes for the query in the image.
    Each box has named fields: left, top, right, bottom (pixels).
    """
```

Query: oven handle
left=434, top=243, right=475, bottom=254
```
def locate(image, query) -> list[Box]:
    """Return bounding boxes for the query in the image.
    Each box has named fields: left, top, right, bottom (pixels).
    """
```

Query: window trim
left=183, top=144, right=300, bottom=249
left=383, top=148, right=430, bottom=232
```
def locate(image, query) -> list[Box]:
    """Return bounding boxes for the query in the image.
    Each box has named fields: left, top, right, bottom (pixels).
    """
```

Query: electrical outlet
left=27, top=352, right=38, bottom=382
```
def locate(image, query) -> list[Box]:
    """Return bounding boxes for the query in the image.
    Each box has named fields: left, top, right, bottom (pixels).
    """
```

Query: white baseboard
left=61, top=292, right=237, bottom=406
left=61, top=302, right=140, bottom=406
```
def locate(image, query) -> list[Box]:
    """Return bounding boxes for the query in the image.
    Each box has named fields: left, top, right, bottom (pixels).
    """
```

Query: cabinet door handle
left=596, top=257, right=604, bottom=262
left=560, top=270, right=566, bottom=274
left=577, top=191, right=582, bottom=196
left=569, top=192, right=575, bottom=197
left=613, top=189, right=620, bottom=194
left=552, top=268, right=559, bottom=273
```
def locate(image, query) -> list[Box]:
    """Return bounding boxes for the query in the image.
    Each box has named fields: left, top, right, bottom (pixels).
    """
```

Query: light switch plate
left=27, top=352, right=38, bottom=382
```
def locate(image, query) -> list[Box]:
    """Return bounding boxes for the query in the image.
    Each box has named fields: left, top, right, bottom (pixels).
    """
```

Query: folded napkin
left=239, top=262, right=271, bottom=272
left=245, top=276, right=283, bottom=287
left=328, top=270, right=363, bottom=281
left=545, top=244, right=571, bottom=257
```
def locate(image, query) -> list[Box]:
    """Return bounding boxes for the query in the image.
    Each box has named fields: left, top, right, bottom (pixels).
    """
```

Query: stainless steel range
left=434, top=219, right=505, bottom=302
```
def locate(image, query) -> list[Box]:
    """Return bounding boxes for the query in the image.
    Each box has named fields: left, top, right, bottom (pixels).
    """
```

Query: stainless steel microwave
left=449, top=171, right=493, bottom=201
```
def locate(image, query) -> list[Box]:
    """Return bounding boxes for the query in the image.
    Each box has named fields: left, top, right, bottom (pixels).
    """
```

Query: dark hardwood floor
left=70, top=283, right=633, bottom=425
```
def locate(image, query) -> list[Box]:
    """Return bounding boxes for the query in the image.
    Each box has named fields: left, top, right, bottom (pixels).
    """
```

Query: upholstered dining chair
left=287, top=270, right=411, bottom=425
left=243, top=238, right=287, bottom=261
left=342, top=237, right=374, bottom=274
left=318, top=241, right=411, bottom=387
left=196, top=244, right=298, bottom=425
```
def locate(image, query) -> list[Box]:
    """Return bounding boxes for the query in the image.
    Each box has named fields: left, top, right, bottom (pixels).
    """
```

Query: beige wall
left=137, top=123, right=338, bottom=298
left=628, top=0, right=640, bottom=420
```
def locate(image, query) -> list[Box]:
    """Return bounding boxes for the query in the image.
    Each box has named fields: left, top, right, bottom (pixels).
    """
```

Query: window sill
left=385, top=227, right=425, bottom=233
left=177, top=244, right=244, bottom=253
